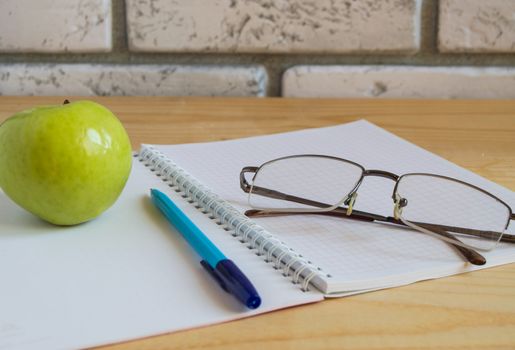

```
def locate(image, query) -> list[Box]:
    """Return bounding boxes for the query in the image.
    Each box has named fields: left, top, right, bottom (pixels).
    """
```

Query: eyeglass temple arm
left=418, top=226, right=486, bottom=265
left=246, top=207, right=486, bottom=265
left=245, top=198, right=515, bottom=244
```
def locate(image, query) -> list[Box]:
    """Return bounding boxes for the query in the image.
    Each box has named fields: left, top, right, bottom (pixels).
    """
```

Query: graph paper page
left=152, top=120, right=515, bottom=294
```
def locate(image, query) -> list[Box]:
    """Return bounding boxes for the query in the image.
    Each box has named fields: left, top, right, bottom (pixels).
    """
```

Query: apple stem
left=63, top=99, right=70, bottom=105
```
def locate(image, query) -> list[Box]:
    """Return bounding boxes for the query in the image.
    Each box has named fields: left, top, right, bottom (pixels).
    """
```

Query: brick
left=0, top=0, right=111, bottom=53
left=127, top=0, right=421, bottom=53
left=282, top=66, right=515, bottom=99
left=0, top=64, right=267, bottom=96
left=438, top=0, right=515, bottom=53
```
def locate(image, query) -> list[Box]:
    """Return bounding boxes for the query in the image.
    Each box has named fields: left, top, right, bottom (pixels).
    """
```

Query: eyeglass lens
left=249, top=156, right=363, bottom=210
left=395, top=174, right=509, bottom=250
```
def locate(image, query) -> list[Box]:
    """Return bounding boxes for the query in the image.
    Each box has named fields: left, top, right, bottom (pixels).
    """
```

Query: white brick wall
left=0, top=0, right=514, bottom=97
left=0, top=64, right=267, bottom=96
left=126, top=0, right=422, bottom=53
left=283, top=66, right=515, bottom=99
left=439, top=0, right=515, bottom=53
left=0, top=0, right=111, bottom=53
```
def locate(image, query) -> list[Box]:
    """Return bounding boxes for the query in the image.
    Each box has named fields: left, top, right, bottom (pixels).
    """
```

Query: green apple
left=0, top=100, right=132, bottom=225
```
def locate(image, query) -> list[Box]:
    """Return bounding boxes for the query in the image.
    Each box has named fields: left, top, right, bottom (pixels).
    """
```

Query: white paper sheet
left=0, top=158, right=321, bottom=350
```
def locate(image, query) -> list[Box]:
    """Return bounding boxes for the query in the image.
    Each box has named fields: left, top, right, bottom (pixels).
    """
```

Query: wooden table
left=1, top=97, right=515, bottom=349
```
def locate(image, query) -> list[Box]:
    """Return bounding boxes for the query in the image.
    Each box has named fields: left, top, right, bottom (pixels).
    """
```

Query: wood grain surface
left=1, top=97, right=514, bottom=349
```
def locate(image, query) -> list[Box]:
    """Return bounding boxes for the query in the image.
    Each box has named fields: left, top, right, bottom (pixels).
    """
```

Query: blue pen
left=150, top=188, right=261, bottom=309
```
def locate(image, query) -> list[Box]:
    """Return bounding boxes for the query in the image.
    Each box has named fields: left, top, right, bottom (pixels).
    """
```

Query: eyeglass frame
left=239, top=154, right=515, bottom=266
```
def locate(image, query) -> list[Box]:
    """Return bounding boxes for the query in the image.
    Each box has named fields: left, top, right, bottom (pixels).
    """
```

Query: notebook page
left=151, top=120, right=515, bottom=294
left=0, top=158, right=321, bottom=350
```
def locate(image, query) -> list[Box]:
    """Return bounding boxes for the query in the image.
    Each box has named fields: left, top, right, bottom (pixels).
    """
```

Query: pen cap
left=215, top=260, right=261, bottom=309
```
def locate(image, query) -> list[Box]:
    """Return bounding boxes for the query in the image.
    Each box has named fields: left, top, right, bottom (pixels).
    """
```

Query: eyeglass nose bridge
left=363, top=169, right=399, bottom=181
left=361, top=170, right=409, bottom=218
left=342, top=169, right=400, bottom=216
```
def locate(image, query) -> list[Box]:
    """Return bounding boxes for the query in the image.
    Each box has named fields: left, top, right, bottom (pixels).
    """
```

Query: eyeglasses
left=239, top=155, right=515, bottom=265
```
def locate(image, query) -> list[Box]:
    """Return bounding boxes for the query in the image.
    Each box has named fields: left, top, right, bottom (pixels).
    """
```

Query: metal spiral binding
left=138, top=145, right=325, bottom=292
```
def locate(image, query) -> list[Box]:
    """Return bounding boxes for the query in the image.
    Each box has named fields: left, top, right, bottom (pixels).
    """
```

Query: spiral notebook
left=139, top=120, right=515, bottom=296
left=2, top=120, right=515, bottom=350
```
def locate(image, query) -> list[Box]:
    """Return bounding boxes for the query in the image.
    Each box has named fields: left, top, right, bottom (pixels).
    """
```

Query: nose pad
left=345, top=192, right=358, bottom=216
left=393, top=194, right=408, bottom=220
